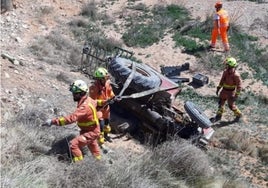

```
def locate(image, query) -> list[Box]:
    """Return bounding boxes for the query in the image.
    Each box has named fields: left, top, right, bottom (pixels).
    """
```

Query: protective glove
left=105, top=98, right=114, bottom=105
left=106, top=96, right=121, bottom=105
left=42, top=119, right=52, bottom=127
left=216, top=87, right=221, bottom=96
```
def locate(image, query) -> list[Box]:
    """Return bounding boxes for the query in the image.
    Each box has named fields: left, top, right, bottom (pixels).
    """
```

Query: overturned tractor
left=80, top=43, right=214, bottom=148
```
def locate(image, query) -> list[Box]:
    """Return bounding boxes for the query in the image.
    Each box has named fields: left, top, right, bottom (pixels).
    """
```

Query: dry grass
left=29, top=30, right=80, bottom=66
left=2, top=102, right=243, bottom=188
left=2, top=96, right=253, bottom=187
left=259, top=143, right=268, bottom=165
left=1, top=1, right=267, bottom=187
left=212, top=128, right=258, bottom=157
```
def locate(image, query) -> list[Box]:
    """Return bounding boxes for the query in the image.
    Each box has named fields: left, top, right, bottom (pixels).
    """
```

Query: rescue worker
left=42, top=80, right=101, bottom=162
left=210, top=1, right=230, bottom=51
left=213, top=57, right=242, bottom=122
left=89, top=67, right=115, bottom=144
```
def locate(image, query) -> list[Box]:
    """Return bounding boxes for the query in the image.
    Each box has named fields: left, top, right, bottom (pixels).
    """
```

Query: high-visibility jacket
left=214, top=9, right=229, bottom=28
left=51, top=95, right=99, bottom=131
left=89, top=79, right=115, bottom=119
left=218, top=69, right=242, bottom=96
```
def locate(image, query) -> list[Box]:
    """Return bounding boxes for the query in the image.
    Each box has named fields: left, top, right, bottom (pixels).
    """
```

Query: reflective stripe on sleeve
left=97, top=100, right=103, bottom=106
left=59, top=117, right=66, bottom=126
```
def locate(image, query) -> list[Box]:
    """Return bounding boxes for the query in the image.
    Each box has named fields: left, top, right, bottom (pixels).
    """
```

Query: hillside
left=1, top=0, right=268, bottom=187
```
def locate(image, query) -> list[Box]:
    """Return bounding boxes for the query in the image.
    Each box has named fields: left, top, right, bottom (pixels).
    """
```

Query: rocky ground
left=1, top=0, right=268, bottom=187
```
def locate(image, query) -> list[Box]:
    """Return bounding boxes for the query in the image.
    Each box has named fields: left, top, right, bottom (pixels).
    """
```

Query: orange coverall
left=217, top=68, right=242, bottom=117
left=210, top=8, right=230, bottom=51
left=51, top=95, right=101, bottom=161
left=89, top=79, right=115, bottom=120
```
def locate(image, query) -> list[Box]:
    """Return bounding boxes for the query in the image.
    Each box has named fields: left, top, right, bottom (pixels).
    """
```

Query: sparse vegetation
left=2, top=107, right=252, bottom=187
left=80, top=1, right=98, bottom=20
left=1, top=0, right=13, bottom=13
left=177, top=87, right=217, bottom=109
left=29, top=31, right=81, bottom=66
left=122, top=4, right=190, bottom=47
left=123, top=24, right=162, bottom=47
left=1, top=0, right=268, bottom=187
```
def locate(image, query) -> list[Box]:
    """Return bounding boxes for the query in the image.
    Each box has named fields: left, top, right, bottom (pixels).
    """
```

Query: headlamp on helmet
left=69, top=80, right=88, bottom=93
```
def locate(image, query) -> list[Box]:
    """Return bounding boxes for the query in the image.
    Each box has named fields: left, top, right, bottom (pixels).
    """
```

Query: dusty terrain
left=1, top=0, right=268, bottom=187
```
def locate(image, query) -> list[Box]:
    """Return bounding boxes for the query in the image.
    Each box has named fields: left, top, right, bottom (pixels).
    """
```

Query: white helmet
left=69, top=80, right=88, bottom=93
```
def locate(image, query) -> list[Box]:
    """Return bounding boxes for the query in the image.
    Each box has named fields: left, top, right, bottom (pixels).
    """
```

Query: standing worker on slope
left=43, top=80, right=101, bottom=162
left=212, top=57, right=242, bottom=122
left=90, top=67, right=116, bottom=144
left=210, top=1, right=230, bottom=52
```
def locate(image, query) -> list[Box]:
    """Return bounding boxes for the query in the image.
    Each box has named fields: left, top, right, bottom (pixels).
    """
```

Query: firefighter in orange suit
left=90, top=67, right=115, bottom=144
left=213, top=57, right=242, bottom=122
left=210, top=1, right=230, bottom=51
left=43, top=80, right=101, bottom=162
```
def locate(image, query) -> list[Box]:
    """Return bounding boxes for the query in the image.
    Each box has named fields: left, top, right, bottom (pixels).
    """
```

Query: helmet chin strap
left=72, top=92, right=86, bottom=102
left=97, top=79, right=106, bottom=86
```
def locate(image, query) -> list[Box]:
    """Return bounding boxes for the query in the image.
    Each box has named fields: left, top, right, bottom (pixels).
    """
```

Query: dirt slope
left=1, top=0, right=268, bottom=187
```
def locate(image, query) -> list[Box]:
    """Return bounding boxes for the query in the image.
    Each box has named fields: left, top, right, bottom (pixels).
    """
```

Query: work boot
left=210, top=114, right=222, bottom=123
left=104, top=133, right=112, bottom=143
left=209, top=45, right=215, bottom=49
left=104, top=135, right=113, bottom=143
left=233, top=115, right=241, bottom=122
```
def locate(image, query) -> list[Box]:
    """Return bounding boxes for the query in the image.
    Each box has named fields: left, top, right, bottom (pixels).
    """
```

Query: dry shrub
left=259, top=143, right=268, bottom=165
left=1, top=102, right=252, bottom=188
left=222, top=179, right=251, bottom=188
left=1, top=157, right=59, bottom=188
left=39, top=5, right=53, bottom=15
left=48, top=159, right=107, bottom=188
left=30, top=30, right=80, bottom=66
left=104, top=147, right=188, bottom=188
left=56, top=72, right=74, bottom=84
left=80, top=0, right=98, bottom=20
left=68, top=18, right=89, bottom=28
left=104, top=139, right=217, bottom=188
left=216, top=128, right=258, bottom=157
left=152, top=139, right=212, bottom=178
left=1, top=0, right=13, bottom=13
left=228, top=7, right=244, bottom=26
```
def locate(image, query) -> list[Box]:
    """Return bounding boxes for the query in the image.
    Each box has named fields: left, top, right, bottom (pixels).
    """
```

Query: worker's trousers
left=217, top=89, right=241, bottom=117
left=210, top=27, right=230, bottom=51
left=70, top=128, right=101, bottom=159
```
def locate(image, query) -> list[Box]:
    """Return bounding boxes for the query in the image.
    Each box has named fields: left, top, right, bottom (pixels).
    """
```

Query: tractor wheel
left=108, top=57, right=161, bottom=92
left=184, top=101, right=212, bottom=128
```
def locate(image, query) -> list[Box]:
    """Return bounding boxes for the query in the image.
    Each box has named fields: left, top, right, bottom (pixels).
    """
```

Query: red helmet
left=215, top=1, right=222, bottom=8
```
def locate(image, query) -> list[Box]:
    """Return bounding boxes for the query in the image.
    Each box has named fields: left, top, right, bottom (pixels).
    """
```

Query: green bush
left=122, top=4, right=190, bottom=47
left=172, top=34, right=207, bottom=53
left=122, top=24, right=162, bottom=47
left=228, top=32, right=267, bottom=85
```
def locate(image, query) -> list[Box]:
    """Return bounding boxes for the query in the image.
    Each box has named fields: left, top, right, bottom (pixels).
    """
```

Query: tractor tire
left=184, top=101, right=212, bottom=128
left=108, top=57, right=161, bottom=92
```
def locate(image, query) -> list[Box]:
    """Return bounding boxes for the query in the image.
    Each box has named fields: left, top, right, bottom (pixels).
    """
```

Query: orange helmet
left=215, top=1, right=222, bottom=8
